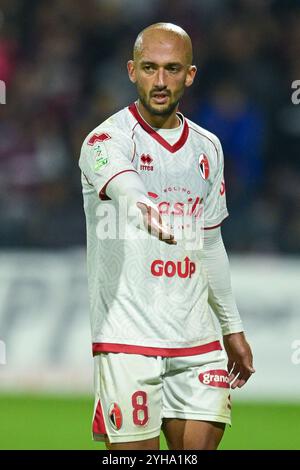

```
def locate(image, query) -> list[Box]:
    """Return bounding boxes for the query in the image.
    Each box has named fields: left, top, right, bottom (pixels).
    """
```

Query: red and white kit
left=79, top=102, right=243, bottom=442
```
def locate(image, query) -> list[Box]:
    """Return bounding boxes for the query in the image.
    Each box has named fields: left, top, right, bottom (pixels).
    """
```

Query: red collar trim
left=128, top=102, right=189, bottom=153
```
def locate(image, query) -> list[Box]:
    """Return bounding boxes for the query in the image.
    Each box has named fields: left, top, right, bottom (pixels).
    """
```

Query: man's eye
left=144, top=65, right=153, bottom=72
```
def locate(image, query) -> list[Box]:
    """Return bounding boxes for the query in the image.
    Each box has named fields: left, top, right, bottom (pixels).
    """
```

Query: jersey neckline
left=128, top=102, right=189, bottom=153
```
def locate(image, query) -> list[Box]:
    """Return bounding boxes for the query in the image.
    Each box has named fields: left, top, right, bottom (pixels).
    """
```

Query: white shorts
left=92, top=349, right=231, bottom=444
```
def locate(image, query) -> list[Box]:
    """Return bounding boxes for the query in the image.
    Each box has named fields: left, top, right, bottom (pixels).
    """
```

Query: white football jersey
left=79, top=102, right=229, bottom=357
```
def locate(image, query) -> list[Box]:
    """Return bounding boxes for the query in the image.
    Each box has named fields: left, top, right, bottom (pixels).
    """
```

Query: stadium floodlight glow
left=0, top=80, right=6, bottom=104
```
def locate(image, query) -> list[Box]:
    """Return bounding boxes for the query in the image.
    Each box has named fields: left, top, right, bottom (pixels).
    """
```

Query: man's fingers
left=150, top=216, right=177, bottom=245
left=238, top=364, right=256, bottom=387
left=230, top=368, right=247, bottom=389
left=240, top=361, right=255, bottom=376
left=159, top=228, right=177, bottom=245
left=137, top=202, right=177, bottom=245
left=230, top=376, right=241, bottom=389
left=227, top=360, right=234, bottom=374
left=233, top=373, right=251, bottom=389
left=231, top=376, right=247, bottom=389
left=228, top=363, right=239, bottom=383
left=230, top=364, right=255, bottom=389
left=236, top=379, right=246, bottom=388
left=223, top=334, right=255, bottom=389
left=136, top=201, right=148, bottom=213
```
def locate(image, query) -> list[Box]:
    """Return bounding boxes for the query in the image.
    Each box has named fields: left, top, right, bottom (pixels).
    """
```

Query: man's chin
left=149, top=106, right=171, bottom=116
left=146, top=102, right=177, bottom=116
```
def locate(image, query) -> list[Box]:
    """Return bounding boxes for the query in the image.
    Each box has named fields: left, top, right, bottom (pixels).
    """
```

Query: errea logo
left=140, top=154, right=154, bottom=171
left=199, top=369, right=229, bottom=388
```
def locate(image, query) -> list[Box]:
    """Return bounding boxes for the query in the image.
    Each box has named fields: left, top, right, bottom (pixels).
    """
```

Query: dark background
left=0, top=0, right=299, bottom=253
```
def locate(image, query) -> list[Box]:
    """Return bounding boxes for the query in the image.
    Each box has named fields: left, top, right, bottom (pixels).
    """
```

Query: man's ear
left=185, top=65, right=197, bottom=87
left=127, top=60, right=136, bottom=83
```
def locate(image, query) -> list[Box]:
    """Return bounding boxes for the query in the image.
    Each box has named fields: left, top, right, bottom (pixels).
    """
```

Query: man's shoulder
left=186, top=117, right=221, bottom=149
left=82, top=106, right=135, bottom=148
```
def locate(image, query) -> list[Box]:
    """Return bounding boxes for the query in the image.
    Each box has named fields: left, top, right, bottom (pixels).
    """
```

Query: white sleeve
left=202, top=227, right=244, bottom=335
left=204, top=137, right=229, bottom=229
left=79, top=128, right=138, bottom=200
left=105, top=170, right=157, bottom=210
left=79, top=127, right=157, bottom=226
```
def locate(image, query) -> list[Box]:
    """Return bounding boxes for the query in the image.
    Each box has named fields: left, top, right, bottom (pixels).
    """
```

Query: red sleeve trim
left=82, top=172, right=93, bottom=187
left=204, top=215, right=229, bottom=230
left=99, top=169, right=139, bottom=201
left=203, top=222, right=222, bottom=231
left=92, top=340, right=222, bottom=357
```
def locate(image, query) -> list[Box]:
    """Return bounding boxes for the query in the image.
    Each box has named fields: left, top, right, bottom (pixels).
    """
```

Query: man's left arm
left=202, top=227, right=255, bottom=388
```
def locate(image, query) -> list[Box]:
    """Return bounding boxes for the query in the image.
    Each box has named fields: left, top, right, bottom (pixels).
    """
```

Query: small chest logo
left=198, top=153, right=210, bottom=180
left=140, top=154, right=154, bottom=171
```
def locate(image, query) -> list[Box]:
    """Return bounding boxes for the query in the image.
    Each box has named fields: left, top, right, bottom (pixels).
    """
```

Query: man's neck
left=136, top=100, right=180, bottom=129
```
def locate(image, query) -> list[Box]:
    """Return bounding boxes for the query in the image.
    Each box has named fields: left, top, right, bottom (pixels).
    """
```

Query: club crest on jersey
left=108, top=403, right=123, bottom=430
left=198, top=153, right=210, bottom=180
left=140, top=153, right=154, bottom=171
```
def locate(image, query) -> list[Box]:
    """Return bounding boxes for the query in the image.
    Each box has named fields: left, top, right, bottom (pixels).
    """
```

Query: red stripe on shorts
left=92, top=340, right=222, bottom=357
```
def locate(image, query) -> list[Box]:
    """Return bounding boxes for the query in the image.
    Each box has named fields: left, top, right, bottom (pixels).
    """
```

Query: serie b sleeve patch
left=93, top=144, right=110, bottom=172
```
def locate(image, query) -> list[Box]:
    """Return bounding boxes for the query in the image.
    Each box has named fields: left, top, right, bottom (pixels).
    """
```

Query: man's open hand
left=137, top=202, right=177, bottom=245
left=223, top=332, right=255, bottom=389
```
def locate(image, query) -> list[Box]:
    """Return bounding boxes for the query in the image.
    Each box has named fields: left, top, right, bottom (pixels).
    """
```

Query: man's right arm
left=79, top=129, right=175, bottom=244
left=105, top=171, right=176, bottom=244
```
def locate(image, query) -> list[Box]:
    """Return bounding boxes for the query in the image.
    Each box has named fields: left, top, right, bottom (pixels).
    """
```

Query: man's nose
left=154, top=68, right=167, bottom=88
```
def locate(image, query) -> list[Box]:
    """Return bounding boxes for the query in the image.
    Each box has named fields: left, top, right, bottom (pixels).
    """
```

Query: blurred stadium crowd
left=0, top=0, right=299, bottom=252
